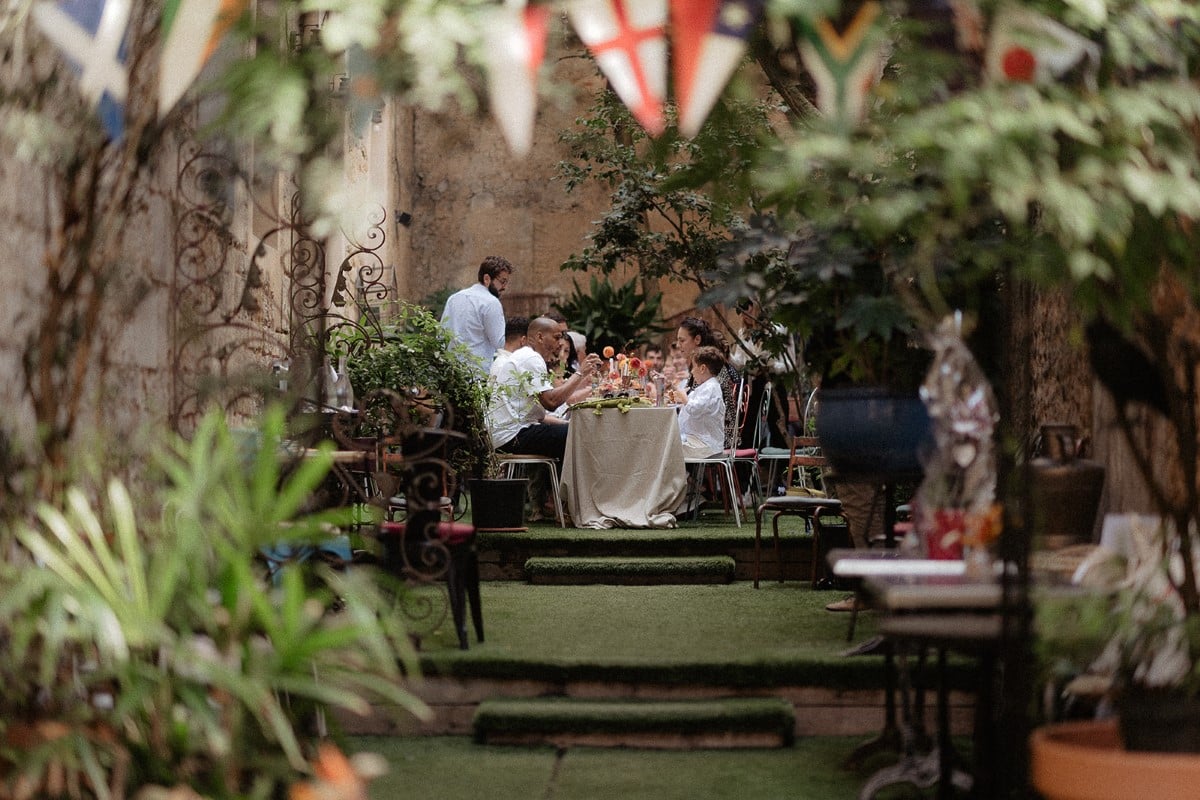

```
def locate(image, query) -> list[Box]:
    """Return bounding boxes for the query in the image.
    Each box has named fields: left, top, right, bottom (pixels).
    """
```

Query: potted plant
left=710, top=0, right=1200, bottom=783
left=0, top=406, right=425, bottom=797
left=335, top=301, right=494, bottom=479
left=333, top=303, right=540, bottom=530
left=707, top=213, right=937, bottom=482
left=725, top=0, right=1200, bottom=788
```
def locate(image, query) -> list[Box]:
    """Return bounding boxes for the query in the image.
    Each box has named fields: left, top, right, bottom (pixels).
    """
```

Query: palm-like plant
left=553, top=274, right=665, bottom=356
left=0, top=406, right=425, bottom=798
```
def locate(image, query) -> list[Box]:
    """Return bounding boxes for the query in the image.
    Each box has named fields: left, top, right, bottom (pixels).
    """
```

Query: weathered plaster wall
left=0, top=147, right=174, bottom=463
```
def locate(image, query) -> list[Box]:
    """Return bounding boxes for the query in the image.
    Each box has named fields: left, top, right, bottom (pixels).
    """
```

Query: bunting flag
left=671, top=0, right=763, bottom=139
left=796, top=1, right=888, bottom=129
left=31, top=0, right=131, bottom=140
left=484, top=0, right=551, bottom=157
left=159, top=0, right=246, bottom=114
left=985, top=6, right=1100, bottom=86
left=567, top=0, right=668, bottom=135
left=346, top=43, right=384, bottom=139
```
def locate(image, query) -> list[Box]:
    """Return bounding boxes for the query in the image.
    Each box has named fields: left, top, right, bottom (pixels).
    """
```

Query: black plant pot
left=1120, top=687, right=1200, bottom=753
left=815, top=386, right=932, bottom=477
left=468, top=478, right=529, bottom=532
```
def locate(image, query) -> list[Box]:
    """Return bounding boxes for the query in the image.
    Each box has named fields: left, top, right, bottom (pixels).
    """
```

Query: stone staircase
left=338, top=522, right=977, bottom=748
left=476, top=526, right=817, bottom=583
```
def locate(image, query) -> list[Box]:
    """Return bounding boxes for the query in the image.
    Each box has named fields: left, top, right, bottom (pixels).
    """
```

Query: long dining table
left=559, top=404, right=687, bottom=528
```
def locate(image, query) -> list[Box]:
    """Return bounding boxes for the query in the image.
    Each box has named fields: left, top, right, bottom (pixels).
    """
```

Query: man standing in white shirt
left=486, top=316, right=600, bottom=460
left=441, top=256, right=512, bottom=370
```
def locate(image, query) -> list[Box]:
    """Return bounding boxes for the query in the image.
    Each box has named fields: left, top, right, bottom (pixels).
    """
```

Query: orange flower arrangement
left=962, top=503, right=1004, bottom=548
left=288, top=743, right=386, bottom=800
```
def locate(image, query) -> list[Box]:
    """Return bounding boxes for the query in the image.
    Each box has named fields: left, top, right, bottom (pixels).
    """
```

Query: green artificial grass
left=411, top=581, right=891, bottom=689
left=348, top=734, right=938, bottom=800
left=472, top=697, right=794, bottom=741
left=523, top=555, right=736, bottom=583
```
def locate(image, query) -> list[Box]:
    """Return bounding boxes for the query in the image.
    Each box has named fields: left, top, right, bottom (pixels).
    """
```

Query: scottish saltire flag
left=985, top=6, right=1099, bottom=86
left=567, top=0, right=668, bottom=135
left=484, top=0, right=551, bottom=157
left=32, top=0, right=131, bottom=140
left=796, top=1, right=888, bottom=129
left=159, top=0, right=245, bottom=113
left=671, top=0, right=763, bottom=138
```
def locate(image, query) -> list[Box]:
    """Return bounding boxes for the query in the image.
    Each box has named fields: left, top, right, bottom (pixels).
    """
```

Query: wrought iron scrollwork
left=169, top=135, right=395, bottom=434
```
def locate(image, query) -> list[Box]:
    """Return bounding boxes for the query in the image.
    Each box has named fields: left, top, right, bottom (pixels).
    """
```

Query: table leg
left=844, top=642, right=902, bottom=768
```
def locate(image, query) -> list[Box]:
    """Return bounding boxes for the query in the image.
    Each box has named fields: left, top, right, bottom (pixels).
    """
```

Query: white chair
left=682, top=450, right=742, bottom=527
left=684, top=381, right=746, bottom=527
left=495, top=453, right=566, bottom=528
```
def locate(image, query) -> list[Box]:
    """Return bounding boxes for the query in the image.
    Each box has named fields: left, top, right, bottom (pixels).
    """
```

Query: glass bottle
left=332, top=354, right=354, bottom=410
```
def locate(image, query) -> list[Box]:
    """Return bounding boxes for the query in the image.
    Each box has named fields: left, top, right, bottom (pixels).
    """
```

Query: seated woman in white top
left=676, top=346, right=728, bottom=459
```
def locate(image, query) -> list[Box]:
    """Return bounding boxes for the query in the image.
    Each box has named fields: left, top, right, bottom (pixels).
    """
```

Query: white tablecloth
left=560, top=406, right=687, bottom=528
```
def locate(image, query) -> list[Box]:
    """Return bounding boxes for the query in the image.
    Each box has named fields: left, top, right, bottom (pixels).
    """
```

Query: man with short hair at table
left=486, top=316, right=600, bottom=460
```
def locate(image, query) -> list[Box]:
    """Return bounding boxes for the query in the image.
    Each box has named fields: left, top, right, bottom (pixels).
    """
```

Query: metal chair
left=496, top=453, right=565, bottom=527
left=752, top=433, right=843, bottom=586
left=754, top=382, right=794, bottom=495
left=683, top=450, right=743, bottom=527
left=729, top=377, right=764, bottom=505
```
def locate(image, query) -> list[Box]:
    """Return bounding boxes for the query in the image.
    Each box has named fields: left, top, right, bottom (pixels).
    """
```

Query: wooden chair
left=752, top=434, right=843, bottom=587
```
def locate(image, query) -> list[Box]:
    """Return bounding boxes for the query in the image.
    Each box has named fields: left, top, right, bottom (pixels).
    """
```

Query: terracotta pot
left=1030, top=719, right=1200, bottom=800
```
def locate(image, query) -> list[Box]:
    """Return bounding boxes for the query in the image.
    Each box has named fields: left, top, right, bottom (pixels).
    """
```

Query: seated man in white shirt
left=676, top=346, right=728, bottom=459
left=486, top=316, right=600, bottom=460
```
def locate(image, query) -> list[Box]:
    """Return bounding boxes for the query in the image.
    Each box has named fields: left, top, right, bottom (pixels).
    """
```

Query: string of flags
left=31, top=0, right=244, bottom=141
left=30, top=0, right=1119, bottom=151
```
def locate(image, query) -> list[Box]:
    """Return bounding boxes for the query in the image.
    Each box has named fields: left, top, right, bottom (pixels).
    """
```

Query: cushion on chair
left=758, top=496, right=843, bottom=512
left=731, top=448, right=757, bottom=459
left=377, top=520, right=476, bottom=545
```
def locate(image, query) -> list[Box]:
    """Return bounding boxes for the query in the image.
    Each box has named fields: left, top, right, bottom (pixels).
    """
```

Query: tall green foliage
left=341, top=302, right=494, bottom=479
left=0, top=407, right=424, bottom=798
left=554, top=275, right=665, bottom=355
left=557, top=90, right=772, bottom=291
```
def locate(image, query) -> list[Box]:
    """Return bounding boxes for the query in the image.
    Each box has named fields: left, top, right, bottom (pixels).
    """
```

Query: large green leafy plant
left=556, top=90, right=770, bottom=293
left=0, top=406, right=424, bottom=798
left=340, top=302, right=493, bottom=479
left=553, top=274, right=665, bottom=355
left=753, top=0, right=1200, bottom=703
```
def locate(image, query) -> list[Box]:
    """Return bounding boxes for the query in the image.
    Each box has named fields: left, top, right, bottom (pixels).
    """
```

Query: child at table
left=676, top=346, right=727, bottom=459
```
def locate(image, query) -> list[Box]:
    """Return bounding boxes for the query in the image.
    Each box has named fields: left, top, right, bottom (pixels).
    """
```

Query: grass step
left=473, top=697, right=795, bottom=749
left=524, top=556, right=735, bottom=585
left=477, top=528, right=817, bottom=583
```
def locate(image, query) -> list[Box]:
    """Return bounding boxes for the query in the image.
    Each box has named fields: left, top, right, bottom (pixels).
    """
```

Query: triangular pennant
left=671, top=0, right=764, bottom=138
left=159, top=0, right=245, bottom=114
left=32, top=0, right=130, bottom=140
left=484, top=0, right=551, bottom=157
left=796, top=1, right=888, bottom=129
left=346, top=43, right=384, bottom=139
left=567, top=0, right=668, bottom=135
left=985, top=5, right=1100, bottom=86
